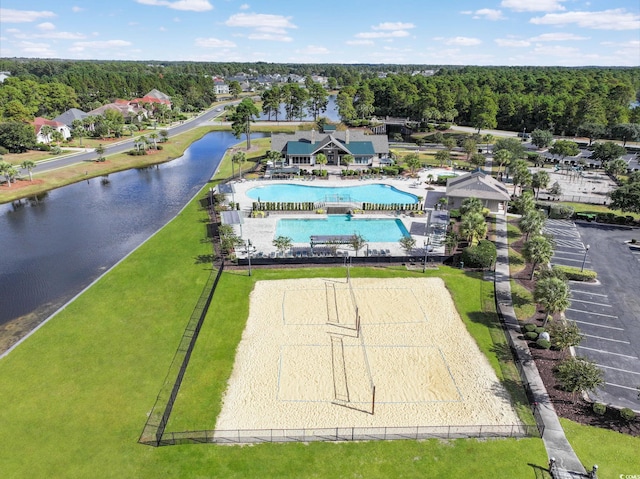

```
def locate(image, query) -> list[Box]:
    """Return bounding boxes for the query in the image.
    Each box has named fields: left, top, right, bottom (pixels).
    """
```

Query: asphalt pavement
left=544, top=219, right=640, bottom=410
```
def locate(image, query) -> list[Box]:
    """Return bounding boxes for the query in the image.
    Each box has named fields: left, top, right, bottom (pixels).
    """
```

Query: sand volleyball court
left=215, top=277, right=521, bottom=430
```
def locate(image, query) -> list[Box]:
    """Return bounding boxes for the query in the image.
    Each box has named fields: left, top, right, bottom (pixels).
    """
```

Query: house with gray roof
left=446, top=171, right=510, bottom=214
left=53, top=108, right=88, bottom=127
left=270, top=129, right=390, bottom=168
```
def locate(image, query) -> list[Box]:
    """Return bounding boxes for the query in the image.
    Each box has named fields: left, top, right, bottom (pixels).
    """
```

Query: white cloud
left=346, top=39, right=374, bottom=46
left=531, top=44, right=579, bottom=57
left=247, top=33, right=293, bottom=42
left=225, top=13, right=297, bottom=42
left=195, top=37, right=236, bottom=48
left=135, top=0, right=213, bottom=12
left=0, top=8, right=56, bottom=22
left=441, top=36, right=482, bottom=46
left=239, top=3, right=250, bottom=10
left=531, top=9, right=640, bottom=30
left=15, top=40, right=56, bottom=56
left=296, top=45, right=329, bottom=55
left=37, top=31, right=87, bottom=40
left=37, top=22, right=56, bottom=30
left=495, top=38, right=531, bottom=47
left=501, top=0, right=566, bottom=12
left=529, top=33, right=588, bottom=41
left=355, top=30, right=410, bottom=39
left=225, top=13, right=296, bottom=29
left=70, top=40, right=132, bottom=52
left=371, top=22, right=415, bottom=30
left=71, top=6, right=84, bottom=13
left=462, top=9, right=505, bottom=21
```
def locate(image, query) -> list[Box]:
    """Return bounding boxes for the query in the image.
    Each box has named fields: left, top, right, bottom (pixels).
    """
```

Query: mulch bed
left=510, top=231, right=640, bottom=436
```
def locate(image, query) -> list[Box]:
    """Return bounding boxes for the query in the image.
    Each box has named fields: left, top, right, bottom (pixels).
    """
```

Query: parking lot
left=544, top=219, right=640, bottom=410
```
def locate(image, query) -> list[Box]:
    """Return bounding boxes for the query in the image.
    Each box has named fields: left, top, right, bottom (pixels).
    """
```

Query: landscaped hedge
left=553, top=265, right=597, bottom=281
left=461, top=239, right=497, bottom=269
left=549, top=204, right=575, bottom=219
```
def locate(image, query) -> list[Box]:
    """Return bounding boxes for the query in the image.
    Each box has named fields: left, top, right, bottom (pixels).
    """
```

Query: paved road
left=544, top=219, right=640, bottom=410
left=31, top=102, right=238, bottom=174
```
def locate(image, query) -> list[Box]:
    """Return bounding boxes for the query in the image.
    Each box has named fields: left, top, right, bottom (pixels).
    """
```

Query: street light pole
left=581, top=244, right=590, bottom=272
left=246, top=239, right=252, bottom=276
left=423, top=237, right=430, bottom=273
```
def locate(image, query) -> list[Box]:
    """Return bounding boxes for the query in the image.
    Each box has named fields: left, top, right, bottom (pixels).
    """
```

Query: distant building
left=271, top=129, right=390, bottom=168
left=446, top=171, right=510, bottom=214
left=0, top=71, right=10, bottom=83
left=214, top=81, right=229, bottom=95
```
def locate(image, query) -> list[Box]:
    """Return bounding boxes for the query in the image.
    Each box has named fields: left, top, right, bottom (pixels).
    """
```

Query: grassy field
left=0, top=183, right=550, bottom=478
left=558, top=201, right=640, bottom=221
left=560, top=418, right=640, bottom=479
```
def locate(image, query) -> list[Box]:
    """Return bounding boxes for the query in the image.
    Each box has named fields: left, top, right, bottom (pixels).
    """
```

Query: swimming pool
left=247, top=183, right=418, bottom=204
left=276, top=215, right=410, bottom=243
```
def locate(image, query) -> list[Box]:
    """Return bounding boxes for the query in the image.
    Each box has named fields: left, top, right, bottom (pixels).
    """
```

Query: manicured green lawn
left=560, top=418, right=640, bottom=479
left=559, top=201, right=640, bottom=221
left=0, top=186, right=544, bottom=478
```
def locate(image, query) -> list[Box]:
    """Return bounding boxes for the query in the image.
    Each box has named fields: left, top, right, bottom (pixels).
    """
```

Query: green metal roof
left=286, top=139, right=375, bottom=156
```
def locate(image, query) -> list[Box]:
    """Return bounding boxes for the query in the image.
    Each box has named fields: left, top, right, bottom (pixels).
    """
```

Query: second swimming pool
left=276, top=215, right=410, bottom=243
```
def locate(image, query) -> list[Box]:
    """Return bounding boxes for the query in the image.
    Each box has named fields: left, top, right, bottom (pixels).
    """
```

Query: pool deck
left=228, top=168, right=457, bottom=258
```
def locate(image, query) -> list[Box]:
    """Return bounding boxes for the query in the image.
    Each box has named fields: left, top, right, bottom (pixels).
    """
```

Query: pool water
left=247, top=183, right=418, bottom=204
left=276, top=215, right=410, bottom=243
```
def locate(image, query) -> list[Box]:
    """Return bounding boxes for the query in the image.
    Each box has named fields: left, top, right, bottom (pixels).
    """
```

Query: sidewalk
left=493, top=214, right=587, bottom=475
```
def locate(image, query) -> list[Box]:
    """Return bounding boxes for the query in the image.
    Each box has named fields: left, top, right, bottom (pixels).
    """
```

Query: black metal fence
left=139, top=262, right=225, bottom=446
left=237, top=255, right=449, bottom=267
left=141, top=424, right=541, bottom=447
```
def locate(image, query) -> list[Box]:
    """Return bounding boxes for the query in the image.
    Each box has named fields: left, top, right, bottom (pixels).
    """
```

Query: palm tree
left=232, top=151, right=246, bottom=179
left=342, top=154, right=354, bottom=172
left=404, top=153, right=421, bottom=176
left=482, top=133, right=494, bottom=154
left=315, top=153, right=327, bottom=175
left=349, top=234, right=367, bottom=257
left=72, top=119, right=87, bottom=147
left=519, top=209, right=546, bottom=240
left=399, top=236, right=416, bottom=255
left=272, top=235, right=292, bottom=257
left=95, top=144, right=106, bottom=162
left=149, top=132, right=159, bottom=150
left=531, top=170, right=550, bottom=199
left=522, top=235, right=554, bottom=279
left=460, top=197, right=483, bottom=216
left=444, top=231, right=459, bottom=254
left=51, top=130, right=64, bottom=147
left=159, top=129, right=169, bottom=143
left=127, top=124, right=138, bottom=137
left=494, top=149, right=512, bottom=175
left=435, top=150, right=449, bottom=167
left=0, top=161, right=19, bottom=186
left=39, top=125, right=53, bottom=145
left=460, top=212, right=487, bottom=246
left=21, top=160, right=36, bottom=181
left=534, top=276, right=571, bottom=326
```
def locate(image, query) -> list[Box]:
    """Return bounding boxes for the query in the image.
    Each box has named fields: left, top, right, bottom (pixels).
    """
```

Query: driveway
left=544, top=219, right=640, bottom=410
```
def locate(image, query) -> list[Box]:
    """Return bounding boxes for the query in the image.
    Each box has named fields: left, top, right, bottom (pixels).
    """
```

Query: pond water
left=0, top=131, right=266, bottom=328
left=258, top=95, right=340, bottom=122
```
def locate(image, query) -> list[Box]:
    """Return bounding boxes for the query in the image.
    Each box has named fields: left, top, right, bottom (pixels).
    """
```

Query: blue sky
left=1, top=0, right=639, bottom=66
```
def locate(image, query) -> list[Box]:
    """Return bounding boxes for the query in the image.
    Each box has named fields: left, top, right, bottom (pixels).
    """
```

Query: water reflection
left=0, top=131, right=265, bottom=327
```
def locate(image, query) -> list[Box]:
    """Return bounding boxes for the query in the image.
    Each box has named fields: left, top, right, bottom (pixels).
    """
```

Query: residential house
left=271, top=129, right=390, bottom=168
left=33, top=117, right=71, bottom=144
left=214, top=81, right=229, bottom=95
left=88, top=101, right=145, bottom=122
left=445, top=171, right=511, bottom=214
left=0, top=71, right=10, bottom=83
left=53, top=108, right=88, bottom=128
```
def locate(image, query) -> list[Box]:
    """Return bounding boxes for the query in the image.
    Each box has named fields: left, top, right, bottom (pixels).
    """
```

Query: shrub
left=523, top=323, right=538, bottom=333
left=536, top=338, right=551, bottom=349
left=620, top=408, right=636, bottom=422
left=0, top=146, right=8, bottom=155
left=592, top=402, right=607, bottom=416
left=550, top=204, right=574, bottom=219
left=525, top=331, right=539, bottom=341
left=553, top=265, right=597, bottom=281
left=461, top=240, right=497, bottom=269
left=449, top=209, right=461, bottom=219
